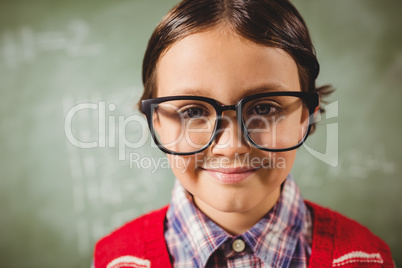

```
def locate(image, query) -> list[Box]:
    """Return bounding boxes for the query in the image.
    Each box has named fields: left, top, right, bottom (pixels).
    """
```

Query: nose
left=211, top=111, right=252, bottom=157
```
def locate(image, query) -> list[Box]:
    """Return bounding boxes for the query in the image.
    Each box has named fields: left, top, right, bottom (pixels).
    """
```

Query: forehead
left=156, top=28, right=300, bottom=103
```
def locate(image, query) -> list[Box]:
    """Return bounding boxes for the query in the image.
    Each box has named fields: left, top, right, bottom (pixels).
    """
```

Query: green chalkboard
left=1, top=0, right=401, bottom=267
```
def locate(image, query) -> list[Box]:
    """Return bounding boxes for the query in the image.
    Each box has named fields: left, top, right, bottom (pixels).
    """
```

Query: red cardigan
left=94, top=201, right=394, bottom=268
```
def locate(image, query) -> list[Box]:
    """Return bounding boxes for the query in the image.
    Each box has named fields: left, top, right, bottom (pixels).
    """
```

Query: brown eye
left=180, top=107, right=207, bottom=119
left=253, top=104, right=275, bottom=115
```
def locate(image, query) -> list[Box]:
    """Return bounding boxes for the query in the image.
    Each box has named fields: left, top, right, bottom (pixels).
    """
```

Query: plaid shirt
left=165, top=175, right=312, bottom=268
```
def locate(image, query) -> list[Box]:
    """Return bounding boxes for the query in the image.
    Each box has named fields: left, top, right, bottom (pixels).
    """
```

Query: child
left=94, top=0, right=394, bottom=267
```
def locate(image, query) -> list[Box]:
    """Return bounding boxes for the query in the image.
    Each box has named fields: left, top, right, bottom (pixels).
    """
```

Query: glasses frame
left=142, top=91, right=319, bottom=155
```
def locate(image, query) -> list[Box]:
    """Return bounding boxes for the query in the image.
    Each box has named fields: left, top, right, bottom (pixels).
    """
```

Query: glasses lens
left=152, top=100, right=217, bottom=153
left=242, top=95, right=310, bottom=150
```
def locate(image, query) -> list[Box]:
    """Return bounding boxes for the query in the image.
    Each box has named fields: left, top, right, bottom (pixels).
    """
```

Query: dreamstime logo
left=64, top=101, right=338, bottom=166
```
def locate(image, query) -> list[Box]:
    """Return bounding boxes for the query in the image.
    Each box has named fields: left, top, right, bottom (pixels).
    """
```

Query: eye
left=180, top=107, right=208, bottom=119
left=252, top=103, right=276, bottom=115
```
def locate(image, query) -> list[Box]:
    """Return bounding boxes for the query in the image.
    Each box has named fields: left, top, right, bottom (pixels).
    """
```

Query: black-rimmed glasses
left=142, top=91, right=319, bottom=155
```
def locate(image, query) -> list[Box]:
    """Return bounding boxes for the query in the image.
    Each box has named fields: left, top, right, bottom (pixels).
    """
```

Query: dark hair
left=139, top=0, right=333, bottom=133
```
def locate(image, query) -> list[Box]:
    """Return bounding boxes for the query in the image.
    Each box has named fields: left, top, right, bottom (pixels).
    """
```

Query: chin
left=205, top=194, right=258, bottom=213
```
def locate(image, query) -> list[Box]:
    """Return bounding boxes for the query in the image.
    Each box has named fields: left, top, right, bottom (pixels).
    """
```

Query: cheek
left=246, top=108, right=310, bottom=150
left=277, top=150, right=297, bottom=171
left=167, top=154, right=199, bottom=187
left=168, top=155, right=193, bottom=173
left=153, top=114, right=183, bottom=151
left=257, top=150, right=297, bottom=171
left=167, top=154, right=208, bottom=199
left=278, top=107, right=310, bottom=146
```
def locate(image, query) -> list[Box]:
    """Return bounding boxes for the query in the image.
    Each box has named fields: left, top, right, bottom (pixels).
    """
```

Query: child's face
left=155, top=28, right=303, bottom=218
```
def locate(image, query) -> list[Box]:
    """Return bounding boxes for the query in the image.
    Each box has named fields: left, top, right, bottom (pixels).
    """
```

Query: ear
left=299, top=105, right=310, bottom=140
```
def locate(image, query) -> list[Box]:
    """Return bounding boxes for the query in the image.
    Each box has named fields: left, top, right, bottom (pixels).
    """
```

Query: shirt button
left=232, top=239, right=246, bottom=253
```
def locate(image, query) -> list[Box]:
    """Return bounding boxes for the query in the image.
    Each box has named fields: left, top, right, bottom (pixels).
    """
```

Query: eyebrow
left=175, top=88, right=208, bottom=96
left=240, top=83, right=292, bottom=98
left=174, top=83, right=292, bottom=97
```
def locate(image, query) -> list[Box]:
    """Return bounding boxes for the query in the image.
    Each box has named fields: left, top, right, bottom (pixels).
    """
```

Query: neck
left=193, top=187, right=280, bottom=236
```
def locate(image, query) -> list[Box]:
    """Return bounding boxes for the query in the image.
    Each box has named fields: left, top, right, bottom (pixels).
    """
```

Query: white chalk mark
left=1, top=19, right=104, bottom=69
left=68, top=19, right=104, bottom=56
left=36, top=31, right=68, bottom=50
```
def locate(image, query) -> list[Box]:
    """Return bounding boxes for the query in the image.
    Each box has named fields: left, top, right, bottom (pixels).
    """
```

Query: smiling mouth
left=201, top=166, right=262, bottom=184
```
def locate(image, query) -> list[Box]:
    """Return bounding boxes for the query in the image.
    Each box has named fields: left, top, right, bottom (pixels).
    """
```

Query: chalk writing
left=295, top=145, right=396, bottom=188
left=63, top=89, right=171, bottom=256
left=1, top=19, right=103, bottom=68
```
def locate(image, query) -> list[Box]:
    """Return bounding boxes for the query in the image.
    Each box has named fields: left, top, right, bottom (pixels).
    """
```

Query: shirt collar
left=243, top=175, right=307, bottom=267
left=166, top=180, right=229, bottom=267
left=166, top=174, right=308, bottom=267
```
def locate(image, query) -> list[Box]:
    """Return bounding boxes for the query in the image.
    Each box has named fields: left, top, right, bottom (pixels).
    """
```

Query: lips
left=202, top=166, right=260, bottom=184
